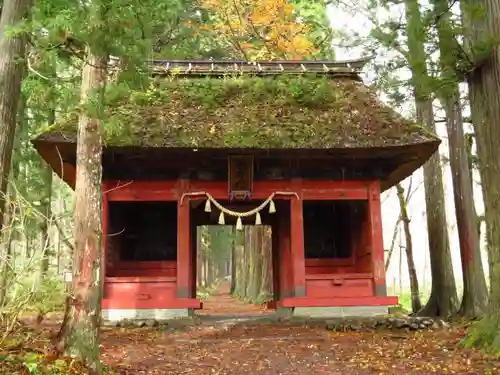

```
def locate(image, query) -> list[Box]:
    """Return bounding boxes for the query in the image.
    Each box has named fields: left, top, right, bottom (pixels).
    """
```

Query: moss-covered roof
left=35, top=74, right=438, bottom=149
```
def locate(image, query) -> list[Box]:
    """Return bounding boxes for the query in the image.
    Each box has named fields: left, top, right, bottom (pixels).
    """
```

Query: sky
left=326, top=3, right=488, bottom=293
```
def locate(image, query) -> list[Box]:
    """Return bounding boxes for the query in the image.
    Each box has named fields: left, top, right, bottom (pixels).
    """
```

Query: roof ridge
left=108, top=57, right=373, bottom=78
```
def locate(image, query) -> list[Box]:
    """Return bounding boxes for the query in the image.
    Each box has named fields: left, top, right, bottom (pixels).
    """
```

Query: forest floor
left=2, top=283, right=500, bottom=374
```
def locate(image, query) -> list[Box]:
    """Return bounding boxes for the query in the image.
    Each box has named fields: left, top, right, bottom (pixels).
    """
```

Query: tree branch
left=53, top=218, right=74, bottom=253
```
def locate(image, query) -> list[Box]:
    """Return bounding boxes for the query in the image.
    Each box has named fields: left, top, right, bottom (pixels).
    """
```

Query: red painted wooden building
left=33, top=59, right=440, bottom=321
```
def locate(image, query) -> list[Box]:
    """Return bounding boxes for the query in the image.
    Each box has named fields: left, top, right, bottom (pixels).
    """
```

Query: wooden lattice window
left=228, top=155, right=254, bottom=200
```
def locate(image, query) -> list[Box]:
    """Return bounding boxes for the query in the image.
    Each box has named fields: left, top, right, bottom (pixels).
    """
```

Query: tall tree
left=259, top=226, right=273, bottom=300
left=461, top=0, right=500, bottom=351
left=341, top=0, right=459, bottom=316
left=402, top=0, right=459, bottom=317
left=38, top=161, right=53, bottom=280
left=230, top=226, right=237, bottom=294
left=431, top=0, right=487, bottom=318
left=56, top=2, right=107, bottom=373
left=57, top=53, right=106, bottom=373
left=396, top=183, right=421, bottom=313
left=0, top=0, right=31, bottom=230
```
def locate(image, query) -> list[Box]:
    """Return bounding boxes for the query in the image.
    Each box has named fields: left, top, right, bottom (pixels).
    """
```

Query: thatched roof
left=32, top=59, right=440, bottom=189
left=35, top=61, right=437, bottom=149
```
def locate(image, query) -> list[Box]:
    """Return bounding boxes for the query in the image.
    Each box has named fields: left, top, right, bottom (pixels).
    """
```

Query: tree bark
left=0, top=0, right=30, bottom=230
left=38, top=147, right=54, bottom=281
left=396, top=183, right=422, bottom=313
left=230, top=225, right=237, bottom=294
left=234, top=242, right=244, bottom=296
left=385, top=217, right=401, bottom=273
left=234, top=229, right=246, bottom=297
left=259, top=226, right=273, bottom=300
left=461, top=0, right=500, bottom=351
left=0, top=82, right=25, bottom=306
left=196, top=227, right=203, bottom=288
left=403, top=0, right=459, bottom=318
left=386, top=182, right=413, bottom=272
left=241, top=226, right=251, bottom=298
left=244, top=226, right=254, bottom=298
left=0, top=191, right=14, bottom=306
left=56, top=52, right=107, bottom=374
left=248, top=226, right=263, bottom=301
left=432, top=0, right=488, bottom=318
left=464, top=134, right=482, bottom=237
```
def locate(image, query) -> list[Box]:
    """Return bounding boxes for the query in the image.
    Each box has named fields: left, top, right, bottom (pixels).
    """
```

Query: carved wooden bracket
left=228, top=155, right=254, bottom=200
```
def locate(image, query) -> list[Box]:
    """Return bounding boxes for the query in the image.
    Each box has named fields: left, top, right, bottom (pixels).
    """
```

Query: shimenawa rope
left=180, top=191, right=298, bottom=230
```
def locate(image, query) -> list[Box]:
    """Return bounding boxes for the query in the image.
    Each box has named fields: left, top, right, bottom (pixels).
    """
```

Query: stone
left=146, top=319, right=159, bottom=327
left=324, top=315, right=443, bottom=333
left=409, top=322, right=420, bottom=330
left=349, top=322, right=362, bottom=331
left=431, top=319, right=450, bottom=329
left=393, top=318, right=409, bottom=328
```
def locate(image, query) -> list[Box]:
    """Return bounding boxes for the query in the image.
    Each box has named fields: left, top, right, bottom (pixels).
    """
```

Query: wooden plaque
left=228, top=155, right=254, bottom=199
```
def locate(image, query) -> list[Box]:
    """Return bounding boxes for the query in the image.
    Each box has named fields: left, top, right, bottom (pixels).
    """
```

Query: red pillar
left=101, top=182, right=109, bottom=279
left=290, top=180, right=306, bottom=297
left=177, top=179, right=192, bottom=298
left=278, top=206, right=292, bottom=298
left=190, top=216, right=198, bottom=299
left=271, top=218, right=280, bottom=300
left=368, top=181, right=386, bottom=296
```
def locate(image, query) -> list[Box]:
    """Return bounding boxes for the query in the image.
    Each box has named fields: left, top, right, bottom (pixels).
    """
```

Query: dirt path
left=195, top=281, right=271, bottom=319
left=100, top=284, right=500, bottom=375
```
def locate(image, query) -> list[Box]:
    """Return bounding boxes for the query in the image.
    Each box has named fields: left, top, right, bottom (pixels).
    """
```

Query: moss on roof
left=36, top=75, right=438, bottom=149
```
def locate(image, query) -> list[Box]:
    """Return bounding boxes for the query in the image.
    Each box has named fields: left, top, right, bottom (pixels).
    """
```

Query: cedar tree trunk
left=0, top=0, right=30, bottom=230
left=461, top=0, right=500, bottom=351
left=432, top=0, right=487, bottom=318
left=464, top=134, right=482, bottom=237
left=56, top=52, right=107, bottom=374
left=404, top=0, right=459, bottom=317
left=259, top=226, right=273, bottom=299
left=230, top=225, right=237, bottom=294
left=0, top=85, right=25, bottom=306
left=396, top=183, right=422, bottom=313
left=39, top=154, right=54, bottom=281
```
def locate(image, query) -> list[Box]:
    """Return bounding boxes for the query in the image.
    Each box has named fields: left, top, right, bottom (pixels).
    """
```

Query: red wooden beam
left=279, top=296, right=398, bottom=308
left=271, top=222, right=280, bottom=300
left=279, top=207, right=292, bottom=298
left=305, top=272, right=373, bottom=280
left=177, top=179, right=192, bottom=298
left=290, top=179, right=306, bottom=297
left=301, top=180, right=369, bottom=200
left=368, top=181, right=387, bottom=296
left=101, top=182, right=109, bottom=280
left=105, top=180, right=178, bottom=201
left=104, top=276, right=176, bottom=283
left=102, top=298, right=202, bottom=309
left=305, top=258, right=355, bottom=267
left=114, top=260, right=176, bottom=270
left=188, top=180, right=298, bottom=200
left=104, top=179, right=372, bottom=202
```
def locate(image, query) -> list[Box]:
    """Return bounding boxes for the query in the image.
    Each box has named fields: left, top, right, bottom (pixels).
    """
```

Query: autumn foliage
left=200, top=0, right=319, bottom=59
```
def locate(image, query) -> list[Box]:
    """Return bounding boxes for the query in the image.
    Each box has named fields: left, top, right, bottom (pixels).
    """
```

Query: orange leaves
left=199, top=0, right=319, bottom=60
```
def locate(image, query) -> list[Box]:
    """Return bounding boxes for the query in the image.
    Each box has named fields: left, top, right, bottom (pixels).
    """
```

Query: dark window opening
left=108, top=201, right=177, bottom=262
left=303, top=200, right=368, bottom=259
